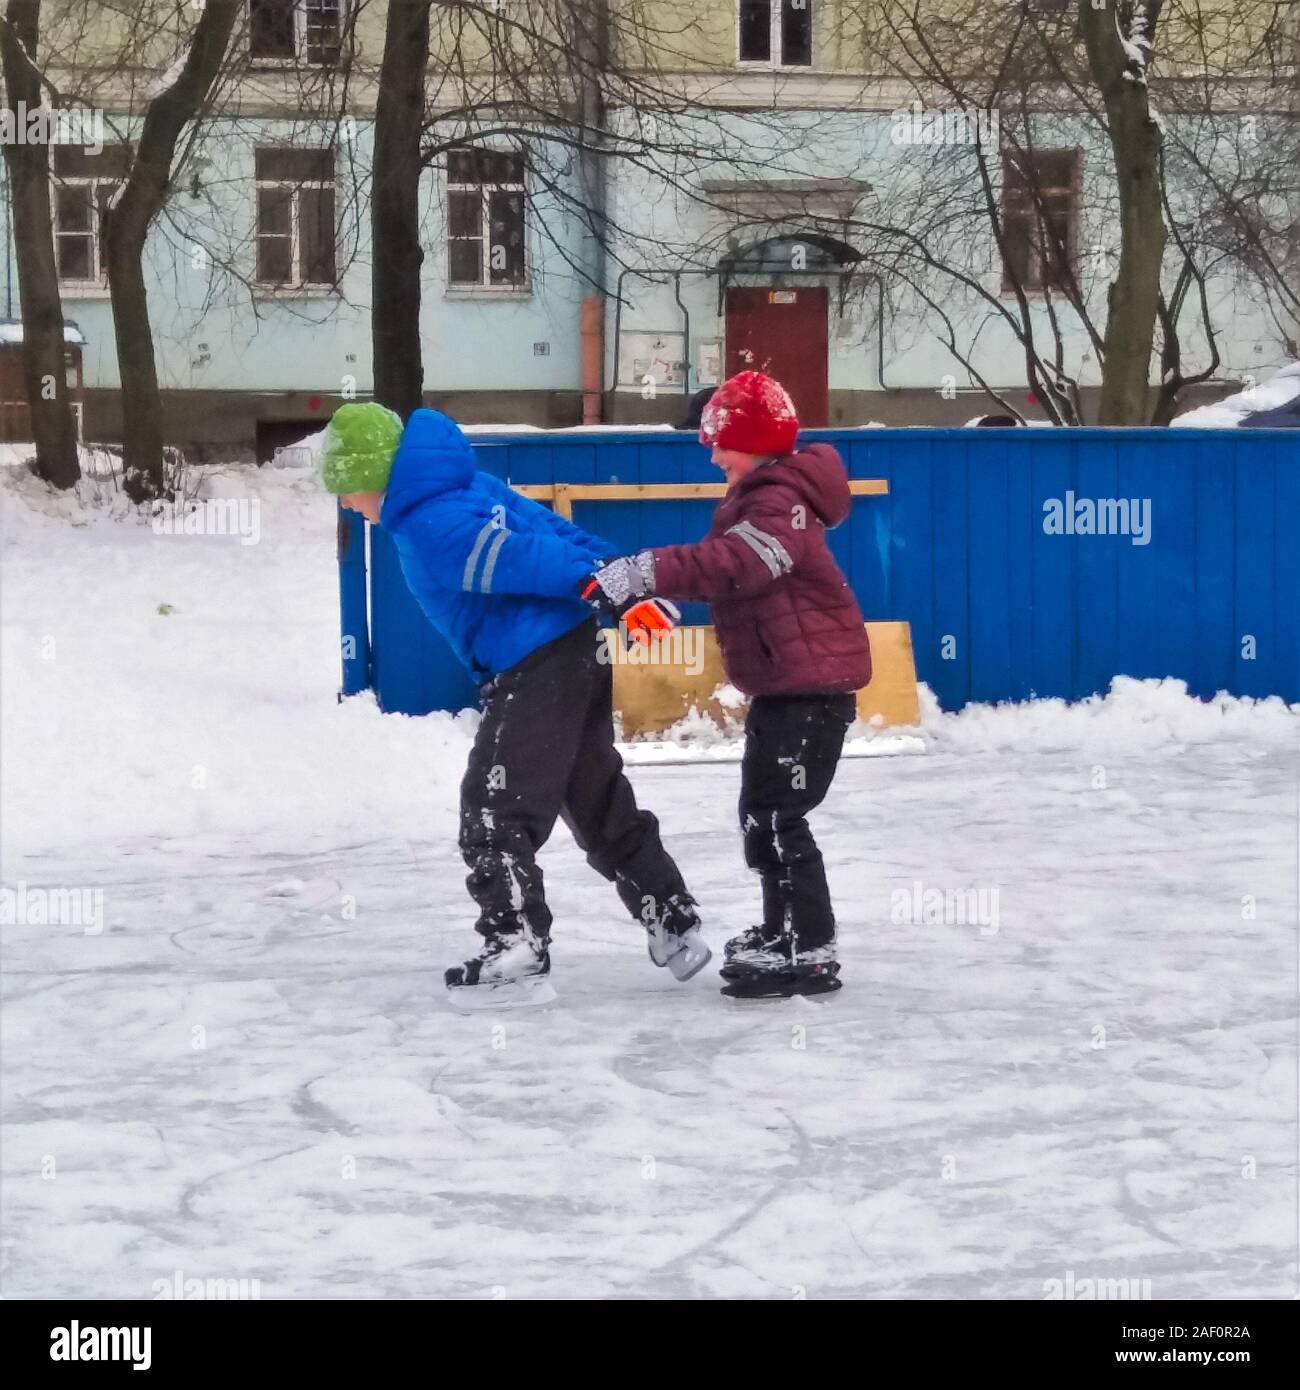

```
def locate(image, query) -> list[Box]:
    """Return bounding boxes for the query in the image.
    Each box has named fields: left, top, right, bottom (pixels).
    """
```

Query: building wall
left=1, top=4, right=1293, bottom=447
left=2, top=115, right=592, bottom=450
left=603, top=106, right=1294, bottom=424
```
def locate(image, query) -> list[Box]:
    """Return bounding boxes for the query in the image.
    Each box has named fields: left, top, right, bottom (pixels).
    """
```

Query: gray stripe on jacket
left=726, top=520, right=793, bottom=579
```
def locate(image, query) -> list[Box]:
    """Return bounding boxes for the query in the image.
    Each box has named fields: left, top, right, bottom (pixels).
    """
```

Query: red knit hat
left=699, top=371, right=799, bottom=456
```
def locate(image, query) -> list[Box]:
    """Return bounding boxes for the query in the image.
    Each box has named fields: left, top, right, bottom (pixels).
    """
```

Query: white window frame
left=52, top=155, right=124, bottom=292
left=444, top=153, right=530, bottom=295
left=736, top=0, right=815, bottom=70
left=248, top=0, right=343, bottom=67
left=254, top=151, right=338, bottom=290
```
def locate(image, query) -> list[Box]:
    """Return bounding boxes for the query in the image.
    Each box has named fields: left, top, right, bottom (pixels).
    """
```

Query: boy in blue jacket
left=320, top=403, right=709, bottom=1000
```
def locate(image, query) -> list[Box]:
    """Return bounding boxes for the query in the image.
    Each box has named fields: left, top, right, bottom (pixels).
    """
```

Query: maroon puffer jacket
left=650, top=443, right=872, bottom=697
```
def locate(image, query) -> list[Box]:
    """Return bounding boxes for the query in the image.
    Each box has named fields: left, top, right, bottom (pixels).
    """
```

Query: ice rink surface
left=4, top=743, right=1296, bottom=1299
left=2, top=463, right=1296, bottom=1299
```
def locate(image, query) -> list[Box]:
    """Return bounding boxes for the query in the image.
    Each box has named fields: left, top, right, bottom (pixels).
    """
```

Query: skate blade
left=446, top=976, right=557, bottom=1012
left=718, top=957, right=790, bottom=981
left=721, top=977, right=842, bottom=1000
left=719, top=964, right=842, bottom=1000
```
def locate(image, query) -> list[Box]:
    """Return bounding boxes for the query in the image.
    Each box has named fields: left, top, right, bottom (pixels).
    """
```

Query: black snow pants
left=459, top=617, right=695, bottom=940
left=739, top=693, right=855, bottom=952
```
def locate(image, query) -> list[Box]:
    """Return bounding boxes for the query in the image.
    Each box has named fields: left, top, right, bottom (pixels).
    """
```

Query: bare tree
left=372, top=0, right=433, bottom=419
left=362, top=1, right=820, bottom=422
left=1077, top=3, right=1168, bottom=422
left=0, top=0, right=80, bottom=487
left=102, top=0, right=242, bottom=501
left=816, top=0, right=1298, bottom=423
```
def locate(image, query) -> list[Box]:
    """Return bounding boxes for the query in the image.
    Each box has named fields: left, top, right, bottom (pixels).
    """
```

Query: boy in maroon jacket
left=583, top=372, right=871, bottom=996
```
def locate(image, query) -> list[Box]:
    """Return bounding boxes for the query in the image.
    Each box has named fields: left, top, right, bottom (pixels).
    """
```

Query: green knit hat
left=320, top=402, right=404, bottom=494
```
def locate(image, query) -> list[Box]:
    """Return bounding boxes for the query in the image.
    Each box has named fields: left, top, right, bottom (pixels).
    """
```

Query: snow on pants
left=739, top=693, right=856, bottom=951
left=459, top=617, right=694, bottom=940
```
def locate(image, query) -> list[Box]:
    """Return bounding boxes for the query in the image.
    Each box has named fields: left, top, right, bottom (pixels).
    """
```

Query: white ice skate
left=646, top=922, right=712, bottom=982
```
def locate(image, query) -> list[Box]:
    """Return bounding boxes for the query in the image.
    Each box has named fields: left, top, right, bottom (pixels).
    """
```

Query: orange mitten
left=622, top=598, right=681, bottom=647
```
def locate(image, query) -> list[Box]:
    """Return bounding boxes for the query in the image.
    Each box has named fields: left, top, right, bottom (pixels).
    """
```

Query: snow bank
left=640, top=674, right=1297, bottom=760
left=0, top=443, right=121, bottom=477
left=918, top=677, right=1297, bottom=754
left=1171, top=362, right=1300, bottom=428
left=1, top=462, right=475, bottom=859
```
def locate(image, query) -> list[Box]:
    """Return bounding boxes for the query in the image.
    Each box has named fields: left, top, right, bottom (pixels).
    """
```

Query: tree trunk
left=0, top=0, right=79, bottom=487
left=103, top=0, right=239, bottom=503
left=372, top=0, right=432, bottom=420
left=1081, top=2, right=1168, bottom=425
left=576, top=0, right=610, bottom=424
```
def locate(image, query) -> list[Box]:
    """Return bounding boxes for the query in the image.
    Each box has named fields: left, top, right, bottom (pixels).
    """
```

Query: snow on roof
left=0, top=321, right=86, bottom=346
left=1171, top=362, right=1300, bottom=428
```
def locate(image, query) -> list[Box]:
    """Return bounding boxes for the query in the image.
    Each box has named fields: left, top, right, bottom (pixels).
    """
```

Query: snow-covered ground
left=2, top=460, right=1296, bottom=1299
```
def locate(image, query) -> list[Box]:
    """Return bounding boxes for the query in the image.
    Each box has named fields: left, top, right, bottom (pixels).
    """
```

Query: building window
left=254, top=148, right=337, bottom=287
left=249, top=1, right=341, bottom=66
left=738, top=0, right=813, bottom=67
left=1001, top=150, right=1080, bottom=293
left=52, top=144, right=132, bottom=284
left=446, top=150, right=527, bottom=290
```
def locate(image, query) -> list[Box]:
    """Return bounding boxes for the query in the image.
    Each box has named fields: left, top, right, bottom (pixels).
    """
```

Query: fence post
left=337, top=502, right=371, bottom=698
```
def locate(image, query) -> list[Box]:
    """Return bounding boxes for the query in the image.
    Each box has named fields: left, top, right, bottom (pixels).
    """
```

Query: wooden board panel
left=609, top=622, right=920, bottom=736
left=515, top=479, right=887, bottom=518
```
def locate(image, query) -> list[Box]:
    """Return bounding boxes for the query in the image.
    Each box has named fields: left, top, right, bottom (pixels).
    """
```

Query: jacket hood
left=744, top=442, right=851, bottom=527
left=381, top=409, right=476, bottom=532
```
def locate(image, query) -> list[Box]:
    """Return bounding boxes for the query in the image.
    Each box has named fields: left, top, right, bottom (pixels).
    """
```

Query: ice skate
left=445, top=929, right=556, bottom=1010
left=719, top=937, right=842, bottom=999
left=722, top=923, right=788, bottom=966
left=644, top=894, right=712, bottom=981
left=647, top=922, right=712, bottom=981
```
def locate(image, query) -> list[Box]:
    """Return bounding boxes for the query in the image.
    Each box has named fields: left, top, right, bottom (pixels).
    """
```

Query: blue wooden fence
left=339, top=427, right=1299, bottom=714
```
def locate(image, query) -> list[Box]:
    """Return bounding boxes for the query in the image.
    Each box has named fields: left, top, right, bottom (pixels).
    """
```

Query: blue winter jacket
left=380, top=410, right=614, bottom=682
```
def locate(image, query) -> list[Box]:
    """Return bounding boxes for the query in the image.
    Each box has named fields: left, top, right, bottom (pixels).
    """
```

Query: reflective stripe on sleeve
left=479, top=529, right=510, bottom=593
left=725, top=520, right=793, bottom=579
left=462, top=520, right=500, bottom=591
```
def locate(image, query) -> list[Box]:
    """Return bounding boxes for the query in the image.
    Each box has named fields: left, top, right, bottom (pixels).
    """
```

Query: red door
left=724, top=286, right=829, bottom=426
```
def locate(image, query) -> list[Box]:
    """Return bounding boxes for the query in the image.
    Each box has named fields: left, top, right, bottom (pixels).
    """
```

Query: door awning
left=718, top=233, right=864, bottom=274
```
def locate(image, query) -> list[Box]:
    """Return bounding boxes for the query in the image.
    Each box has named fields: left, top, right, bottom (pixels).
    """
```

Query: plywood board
left=608, top=622, right=920, bottom=736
